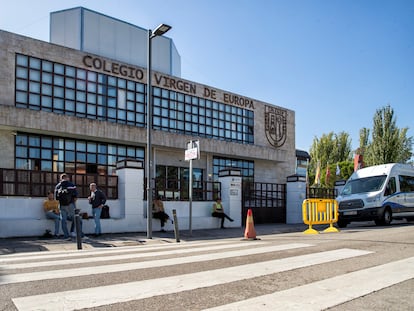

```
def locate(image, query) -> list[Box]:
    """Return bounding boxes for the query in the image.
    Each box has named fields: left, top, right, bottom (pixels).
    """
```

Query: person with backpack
left=88, top=182, right=107, bottom=237
left=55, top=173, right=81, bottom=239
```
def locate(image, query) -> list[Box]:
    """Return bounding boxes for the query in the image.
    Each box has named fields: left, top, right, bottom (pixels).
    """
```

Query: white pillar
left=116, top=159, right=145, bottom=231
left=218, top=169, right=242, bottom=227
left=286, top=175, right=306, bottom=224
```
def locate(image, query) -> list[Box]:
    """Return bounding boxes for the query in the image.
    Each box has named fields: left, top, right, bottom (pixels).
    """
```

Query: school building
left=0, top=7, right=302, bottom=237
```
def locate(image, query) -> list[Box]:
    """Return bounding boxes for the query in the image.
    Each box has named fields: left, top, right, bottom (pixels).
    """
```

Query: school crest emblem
left=265, top=106, right=287, bottom=148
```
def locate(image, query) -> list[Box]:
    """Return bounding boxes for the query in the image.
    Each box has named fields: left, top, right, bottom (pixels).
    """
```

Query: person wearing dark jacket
left=88, top=182, right=107, bottom=237
left=55, top=173, right=79, bottom=239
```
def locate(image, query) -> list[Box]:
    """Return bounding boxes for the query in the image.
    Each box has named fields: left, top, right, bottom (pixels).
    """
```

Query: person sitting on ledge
left=152, top=196, right=171, bottom=232
left=43, top=190, right=61, bottom=238
left=211, top=198, right=234, bottom=229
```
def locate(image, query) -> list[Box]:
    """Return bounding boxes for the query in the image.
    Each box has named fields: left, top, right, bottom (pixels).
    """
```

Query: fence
left=302, top=198, right=339, bottom=234
left=307, top=187, right=338, bottom=199
left=242, top=181, right=286, bottom=224
left=153, top=178, right=221, bottom=201
left=0, top=169, right=118, bottom=199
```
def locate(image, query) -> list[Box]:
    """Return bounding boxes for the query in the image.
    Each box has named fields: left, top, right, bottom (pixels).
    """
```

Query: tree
left=362, top=105, right=412, bottom=166
left=357, top=128, right=370, bottom=155
left=334, top=132, right=353, bottom=162
left=309, top=132, right=353, bottom=187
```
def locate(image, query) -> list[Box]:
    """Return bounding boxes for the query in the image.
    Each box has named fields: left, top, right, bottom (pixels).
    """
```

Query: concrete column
left=218, top=169, right=242, bottom=227
left=116, top=159, right=145, bottom=231
left=286, top=175, right=306, bottom=224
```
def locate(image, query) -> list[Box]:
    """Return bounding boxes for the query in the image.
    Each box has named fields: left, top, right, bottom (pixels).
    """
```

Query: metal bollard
left=172, top=209, right=180, bottom=243
left=74, top=208, right=82, bottom=250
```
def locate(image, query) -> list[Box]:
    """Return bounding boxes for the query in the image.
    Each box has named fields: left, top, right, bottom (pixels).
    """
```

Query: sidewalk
left=0, top=224, right=307, bottom=255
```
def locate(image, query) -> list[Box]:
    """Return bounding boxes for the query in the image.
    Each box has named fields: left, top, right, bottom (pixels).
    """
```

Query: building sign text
left=82, top=55, right=255, bottom=110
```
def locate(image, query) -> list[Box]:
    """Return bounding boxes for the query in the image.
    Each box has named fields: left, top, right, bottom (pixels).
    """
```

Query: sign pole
left=189, top=158, right=193, bottom=235
left=185, top=140, right=199, bottom=237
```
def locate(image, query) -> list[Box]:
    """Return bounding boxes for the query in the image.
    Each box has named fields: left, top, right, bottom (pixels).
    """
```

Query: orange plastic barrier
left=302, top=198, right=339, bottom=234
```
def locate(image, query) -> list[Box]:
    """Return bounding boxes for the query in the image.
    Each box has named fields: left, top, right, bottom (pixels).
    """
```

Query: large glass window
left=152, top=87, right=254, bottom=144
left=155, top=165, right=203, bottom=200
left=212, top=156, right=254, bottom=182
left=15, top=54, right=254, bottom=144
left=15, top=54, right=146, bottom=128
left=15, top=133, right=144, bottom=175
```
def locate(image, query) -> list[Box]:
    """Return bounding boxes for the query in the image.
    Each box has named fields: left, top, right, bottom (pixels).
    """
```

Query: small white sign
left=185, top=147, right=198, bottom=161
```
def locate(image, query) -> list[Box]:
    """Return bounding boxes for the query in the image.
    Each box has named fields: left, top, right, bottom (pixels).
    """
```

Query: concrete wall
left=50, top=7, right=181, bottom=76
left=0, top=129, right=15, bottom=169
left=0, top=165, right=242, bottom=238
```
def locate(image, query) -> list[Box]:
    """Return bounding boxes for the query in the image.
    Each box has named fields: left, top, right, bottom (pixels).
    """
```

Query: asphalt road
left=0, top=221, right=413, bottom=310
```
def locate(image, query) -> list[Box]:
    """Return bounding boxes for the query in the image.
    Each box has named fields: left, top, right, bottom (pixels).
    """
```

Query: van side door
left=398, top=175, right=414, bottom=214
left=384, top=177, right=399, bottom=210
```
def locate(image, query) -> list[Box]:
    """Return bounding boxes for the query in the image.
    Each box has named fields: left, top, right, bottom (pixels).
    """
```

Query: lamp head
left=151, top=24, right=172, bottom=38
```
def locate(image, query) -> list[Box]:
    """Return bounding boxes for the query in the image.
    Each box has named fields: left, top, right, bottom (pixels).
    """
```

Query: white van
left=336, top=163, right=414, bottom=228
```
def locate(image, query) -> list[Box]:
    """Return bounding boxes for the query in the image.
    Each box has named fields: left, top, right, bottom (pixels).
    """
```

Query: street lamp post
left=146, top=24, right=171, bottom=239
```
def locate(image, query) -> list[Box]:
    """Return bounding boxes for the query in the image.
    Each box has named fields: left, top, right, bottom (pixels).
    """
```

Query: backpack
left=100, top=205, right=110, bottom=219
left=57, top=187, right=73, bottom=205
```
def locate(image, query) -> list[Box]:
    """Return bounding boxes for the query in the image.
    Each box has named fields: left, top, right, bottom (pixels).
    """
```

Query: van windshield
left=341, top=175, right=387, bottom=195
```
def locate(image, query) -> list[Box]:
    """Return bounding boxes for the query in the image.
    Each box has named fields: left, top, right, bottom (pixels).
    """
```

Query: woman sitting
left=43, top=190, right=61, bottom=238
left=211, top=198, right=234, bottom=229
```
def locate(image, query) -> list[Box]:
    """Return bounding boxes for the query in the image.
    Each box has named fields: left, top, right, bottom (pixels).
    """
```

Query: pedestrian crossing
left=1, top=243, right=313, bottom=285
left=202, top=256, right=414, bottom=311
left=0, top=238, right=412, bottom=311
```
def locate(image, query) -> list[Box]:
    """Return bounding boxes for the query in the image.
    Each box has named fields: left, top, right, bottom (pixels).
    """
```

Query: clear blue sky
left=1, top=0, right=413, bottom=152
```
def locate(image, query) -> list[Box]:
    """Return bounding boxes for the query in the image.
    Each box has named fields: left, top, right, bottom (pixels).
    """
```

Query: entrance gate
left=242, top=181, right=286, bottom=225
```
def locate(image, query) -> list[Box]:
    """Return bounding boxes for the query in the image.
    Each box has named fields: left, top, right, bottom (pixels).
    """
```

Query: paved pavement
left=0, top=223, right=308, bottom=255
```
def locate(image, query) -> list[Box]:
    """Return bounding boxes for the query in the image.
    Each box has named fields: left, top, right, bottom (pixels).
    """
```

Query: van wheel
left=337, top=220, right=348, bottom=228
left=375, top=208, right=392, bottom=226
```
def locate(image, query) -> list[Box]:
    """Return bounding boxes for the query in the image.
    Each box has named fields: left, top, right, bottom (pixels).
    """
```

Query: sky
left=1, top=0, right=413, bottom=152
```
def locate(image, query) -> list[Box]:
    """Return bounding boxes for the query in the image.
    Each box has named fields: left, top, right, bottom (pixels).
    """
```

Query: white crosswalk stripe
left=0, top=243, right=312, bottom=284
left=12, top=248, right=371, bottom=311
left=1, top=238, right=412, bottom=311
left=0, top=240, right=232, bottom=263
left=203, top=256, right=414, bottom=311
left=2, top=240, right=271, bottom=269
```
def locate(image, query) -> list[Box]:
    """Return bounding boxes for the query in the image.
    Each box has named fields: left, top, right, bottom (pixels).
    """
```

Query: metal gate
left=242, top=181, right=286, bottom=225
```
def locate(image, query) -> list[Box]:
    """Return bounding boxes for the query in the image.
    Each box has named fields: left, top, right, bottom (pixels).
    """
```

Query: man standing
left=55, top=173, right=78, bottom=239
left=88, top=183, right=107, bottom=237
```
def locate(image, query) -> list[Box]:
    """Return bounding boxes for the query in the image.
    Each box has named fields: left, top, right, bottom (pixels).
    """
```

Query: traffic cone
left=244, top=209, right=259, bottom=240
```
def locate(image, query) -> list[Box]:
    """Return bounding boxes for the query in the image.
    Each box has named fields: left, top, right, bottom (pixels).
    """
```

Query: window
left=342, top=176, right=387, bottom=195
left=399, top=175, right=414, bottom=192
left=212, top=156, right=254, bottom=182
left=155, top=165, right=203, bottom=200
left=384, top=177, right=397, bottom=196
left=152, top=87, right=254, bottom=144
left=15, top=53, right=254, bottom=145
left=14, top=54, right=146, bottom=128
left=15, top=133, right=144, bottom=175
